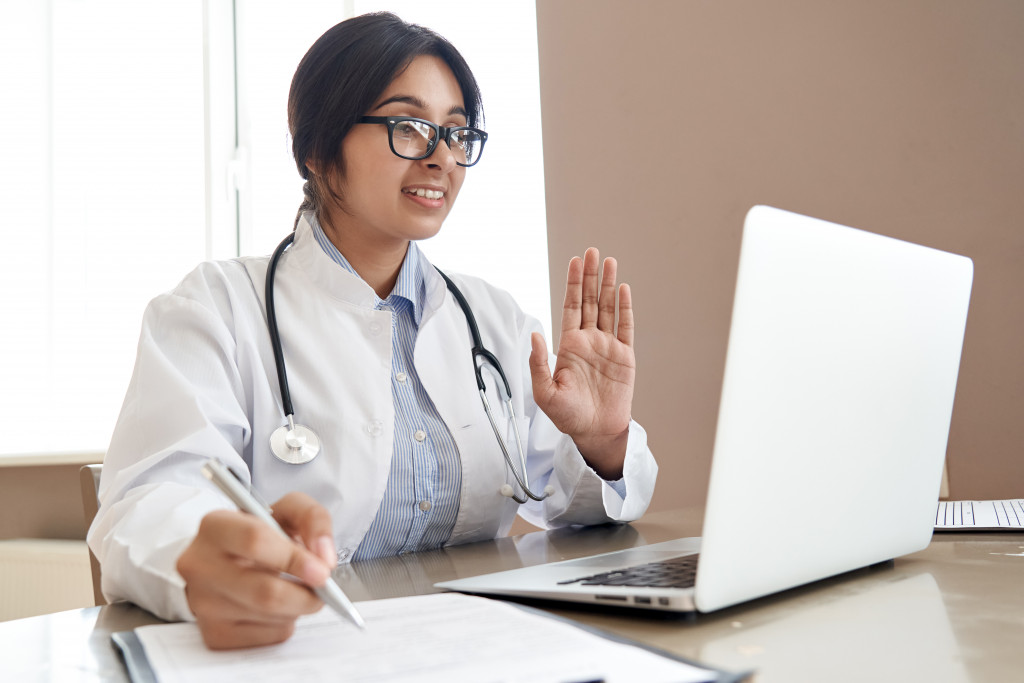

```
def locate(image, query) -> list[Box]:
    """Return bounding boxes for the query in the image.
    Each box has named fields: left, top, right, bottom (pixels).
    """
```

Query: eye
left=394, top=120, right=433, bottom=141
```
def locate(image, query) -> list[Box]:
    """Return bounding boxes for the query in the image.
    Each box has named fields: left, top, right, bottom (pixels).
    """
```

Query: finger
left=596, top=256, right=618, bottom=333
left=178, top=513, right=325, bottom=632
left=206, top=510, right=331, bottom=588
left=198, top=617, right=298, bottom=650
left=617, top=283, right=634, bottom=347
left=185, top=561, right=324, bottom=622
left=580, top=247, right=601, bottom=328
left=528, top=332, right=555, bottom=404
left=272, top=492, right=337, bottom=568
left=561, top=256, right=584, bottom=333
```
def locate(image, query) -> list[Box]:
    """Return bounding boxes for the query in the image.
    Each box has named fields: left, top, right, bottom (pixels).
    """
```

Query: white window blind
left=0, top=1, right=208, bottom=455
left=0, top=0, right=550, bottom=457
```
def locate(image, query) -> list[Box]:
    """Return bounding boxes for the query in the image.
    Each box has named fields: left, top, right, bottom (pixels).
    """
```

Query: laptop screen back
left=694, top=206, right=973, bottom=612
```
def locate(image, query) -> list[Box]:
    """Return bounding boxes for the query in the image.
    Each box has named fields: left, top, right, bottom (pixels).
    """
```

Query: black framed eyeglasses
left=358, top=116, right=488, bottom=167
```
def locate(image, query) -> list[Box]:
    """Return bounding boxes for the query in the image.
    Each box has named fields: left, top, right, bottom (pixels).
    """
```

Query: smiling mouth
left=404, top=188, right=444, bottom=200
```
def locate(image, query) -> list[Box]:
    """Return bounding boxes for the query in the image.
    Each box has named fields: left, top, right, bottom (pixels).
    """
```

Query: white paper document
left=132, top=592, right=721, bottom=683
left=935, top=499, right=1024, bottom=530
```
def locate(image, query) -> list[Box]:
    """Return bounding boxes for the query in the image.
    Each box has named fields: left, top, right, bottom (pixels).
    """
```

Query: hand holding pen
left=175, top=460, right=364, bottom=650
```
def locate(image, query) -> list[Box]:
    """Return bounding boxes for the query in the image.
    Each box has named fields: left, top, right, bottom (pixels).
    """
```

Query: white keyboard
left=935, top=499, right=1024, bottom=530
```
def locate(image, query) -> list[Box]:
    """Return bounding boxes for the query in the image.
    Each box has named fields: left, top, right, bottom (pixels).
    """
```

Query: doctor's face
left=319, top=55, right=468, bottom=252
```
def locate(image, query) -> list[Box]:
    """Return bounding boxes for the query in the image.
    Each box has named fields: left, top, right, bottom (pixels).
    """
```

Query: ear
left=305, top=160, right=321, bottom=177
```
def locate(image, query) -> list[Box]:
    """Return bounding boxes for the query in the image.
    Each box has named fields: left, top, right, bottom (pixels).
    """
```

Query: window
left=0, top=1, right=209, bottom=455
left=0, top=1, right=550, bottom=456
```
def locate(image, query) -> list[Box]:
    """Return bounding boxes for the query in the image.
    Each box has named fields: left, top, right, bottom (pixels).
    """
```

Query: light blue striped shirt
left=310, top=219, right=461, bottom=560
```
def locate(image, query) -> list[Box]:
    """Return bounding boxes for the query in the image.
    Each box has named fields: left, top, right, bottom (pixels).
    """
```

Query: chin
left=404, top=220, right=446, bottom=242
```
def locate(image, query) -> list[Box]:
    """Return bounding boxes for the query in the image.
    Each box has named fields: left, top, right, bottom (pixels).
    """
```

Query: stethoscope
left=264, top=232, right=553, bottom=504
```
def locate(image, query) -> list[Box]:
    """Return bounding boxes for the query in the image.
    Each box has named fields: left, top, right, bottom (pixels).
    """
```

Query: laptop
left=436, top=205, right=974, bottom=614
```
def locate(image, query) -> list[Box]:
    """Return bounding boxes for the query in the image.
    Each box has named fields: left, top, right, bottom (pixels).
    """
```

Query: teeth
left=408, top=188, right=443, bottom=200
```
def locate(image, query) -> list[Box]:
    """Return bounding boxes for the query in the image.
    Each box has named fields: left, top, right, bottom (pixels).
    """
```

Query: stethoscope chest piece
left=270, top=418, right=321, bottom=465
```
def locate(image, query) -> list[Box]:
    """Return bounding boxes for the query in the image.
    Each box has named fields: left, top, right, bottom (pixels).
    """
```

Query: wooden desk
left=5, top=508, right=1022, bottom=681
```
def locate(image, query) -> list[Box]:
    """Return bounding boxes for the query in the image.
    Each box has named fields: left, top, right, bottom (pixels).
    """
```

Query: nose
left=422, top=137, right=459, bottom=173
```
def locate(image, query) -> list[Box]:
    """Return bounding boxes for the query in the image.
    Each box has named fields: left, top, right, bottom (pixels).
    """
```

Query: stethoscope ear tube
left=434, top=267, right=514, bottom=399
left=266, top=232, right=321, bottom=464
left=437, top=267, right=551, bottom=504
left=482, top=389, right=553, bottom=503
left=267, top=233, right=297, bottom=417
left=434, top=267, right=481, bottom=347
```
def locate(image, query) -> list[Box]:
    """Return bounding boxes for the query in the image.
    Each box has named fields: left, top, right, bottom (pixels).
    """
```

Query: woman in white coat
left=88, top=12, right=657, bottom=649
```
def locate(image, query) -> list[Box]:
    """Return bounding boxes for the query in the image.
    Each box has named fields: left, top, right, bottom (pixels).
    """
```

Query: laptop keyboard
left=935, top=499, right=1024, bottom=529
left=557, top=553, right=700, bottom=588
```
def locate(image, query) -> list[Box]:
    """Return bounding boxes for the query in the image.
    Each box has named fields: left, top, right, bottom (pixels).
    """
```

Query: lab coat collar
left=389, top=243, right=426, bottom=327
left=286, top=214, right=377, bottom=309
left=292, top=211, right=449, bottom=319
left=305, top=211, right=426, bottom=325
left=421, top=251, right=449, bottom=323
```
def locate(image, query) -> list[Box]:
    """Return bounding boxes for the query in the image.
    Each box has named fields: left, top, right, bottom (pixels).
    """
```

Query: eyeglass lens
left=391, top=120, right=483, bottom=166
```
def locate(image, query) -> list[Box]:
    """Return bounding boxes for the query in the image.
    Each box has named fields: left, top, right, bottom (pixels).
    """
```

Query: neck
left=318, top=211, right=408, bottom=299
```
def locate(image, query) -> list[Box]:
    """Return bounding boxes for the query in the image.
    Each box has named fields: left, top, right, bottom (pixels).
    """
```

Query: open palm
left=530, top=248, right=635, bottom=479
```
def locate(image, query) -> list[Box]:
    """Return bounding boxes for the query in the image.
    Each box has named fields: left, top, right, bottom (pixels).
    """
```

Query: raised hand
left=529, top=247, right=635, bottom=480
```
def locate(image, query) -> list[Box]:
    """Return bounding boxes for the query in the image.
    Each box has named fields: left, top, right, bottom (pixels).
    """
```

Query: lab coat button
left=413, top=429, right=427, bottom=442
left=366, top=420, right=384, bottom=436
left=419, top=500, right=432, bottom=512
left=337, top=548, right=350, bottom=562
left=369, top=321, right=383, bottom=335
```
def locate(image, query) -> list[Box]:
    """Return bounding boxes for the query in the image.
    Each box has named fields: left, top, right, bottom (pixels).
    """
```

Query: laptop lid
left=694, top=205, right=973, bottom=611
left=437, top=206, right=973, bottom=614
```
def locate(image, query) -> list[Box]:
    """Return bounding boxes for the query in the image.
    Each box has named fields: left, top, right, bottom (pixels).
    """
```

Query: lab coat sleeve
left=87, top=264, right=254, bottom=622
left=513, top=317, right=658, bottom=530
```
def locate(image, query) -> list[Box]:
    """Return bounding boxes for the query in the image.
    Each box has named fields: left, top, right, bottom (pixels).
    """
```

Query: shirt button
left=419, top=500, right=432, bottom=512
left=366, top=420, right=384, bottom=436
left=395, top=372, right=408, bottom=384
left=413, top=429, right=426, bottom=442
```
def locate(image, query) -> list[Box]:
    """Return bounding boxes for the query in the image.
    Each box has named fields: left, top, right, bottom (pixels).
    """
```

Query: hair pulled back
left=288, top=12, right=483, bottom=226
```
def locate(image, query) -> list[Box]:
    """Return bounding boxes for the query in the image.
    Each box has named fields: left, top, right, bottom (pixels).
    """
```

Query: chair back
left=79, top=464, right=106, bottom=606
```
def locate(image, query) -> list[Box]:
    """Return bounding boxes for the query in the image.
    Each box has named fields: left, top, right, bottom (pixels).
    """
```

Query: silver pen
left=200, top=459, right=366, bottom=629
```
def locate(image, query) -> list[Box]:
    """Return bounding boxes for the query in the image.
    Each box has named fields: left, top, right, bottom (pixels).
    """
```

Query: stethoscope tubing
left=266, top=232, right=297, bottom=419
left=265, top=230, right=550, bottom=502
left=433, top=268, right=513, bottom=397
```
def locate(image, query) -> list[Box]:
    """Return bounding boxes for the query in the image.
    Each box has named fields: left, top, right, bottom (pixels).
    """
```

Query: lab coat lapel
left=416, top=272, right=515, bottom=545
left=243, top=220, right=394, bottom=555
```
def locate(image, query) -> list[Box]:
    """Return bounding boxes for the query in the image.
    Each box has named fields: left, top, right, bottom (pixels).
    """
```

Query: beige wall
left=536, top=0, right=1024, bottom=511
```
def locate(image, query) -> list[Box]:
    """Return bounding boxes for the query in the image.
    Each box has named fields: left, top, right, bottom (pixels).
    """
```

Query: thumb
left=529, top=332, right=554, bottom=402
left=272, top=493, right=336, bottom=578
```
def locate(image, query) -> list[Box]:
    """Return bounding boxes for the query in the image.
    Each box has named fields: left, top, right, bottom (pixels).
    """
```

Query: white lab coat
left=88, top=215, right=658, bottom=621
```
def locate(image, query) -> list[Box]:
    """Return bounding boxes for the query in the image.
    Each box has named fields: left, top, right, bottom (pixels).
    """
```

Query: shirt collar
left=308, top=212, right=426, bottom=325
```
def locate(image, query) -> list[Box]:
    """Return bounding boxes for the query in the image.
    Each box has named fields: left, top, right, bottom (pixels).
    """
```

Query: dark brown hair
left=288, top=12, right=483, bottom=224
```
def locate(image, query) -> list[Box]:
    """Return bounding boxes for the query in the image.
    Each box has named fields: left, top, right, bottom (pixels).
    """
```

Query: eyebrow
left=373, top=95, right=469, bottom=120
